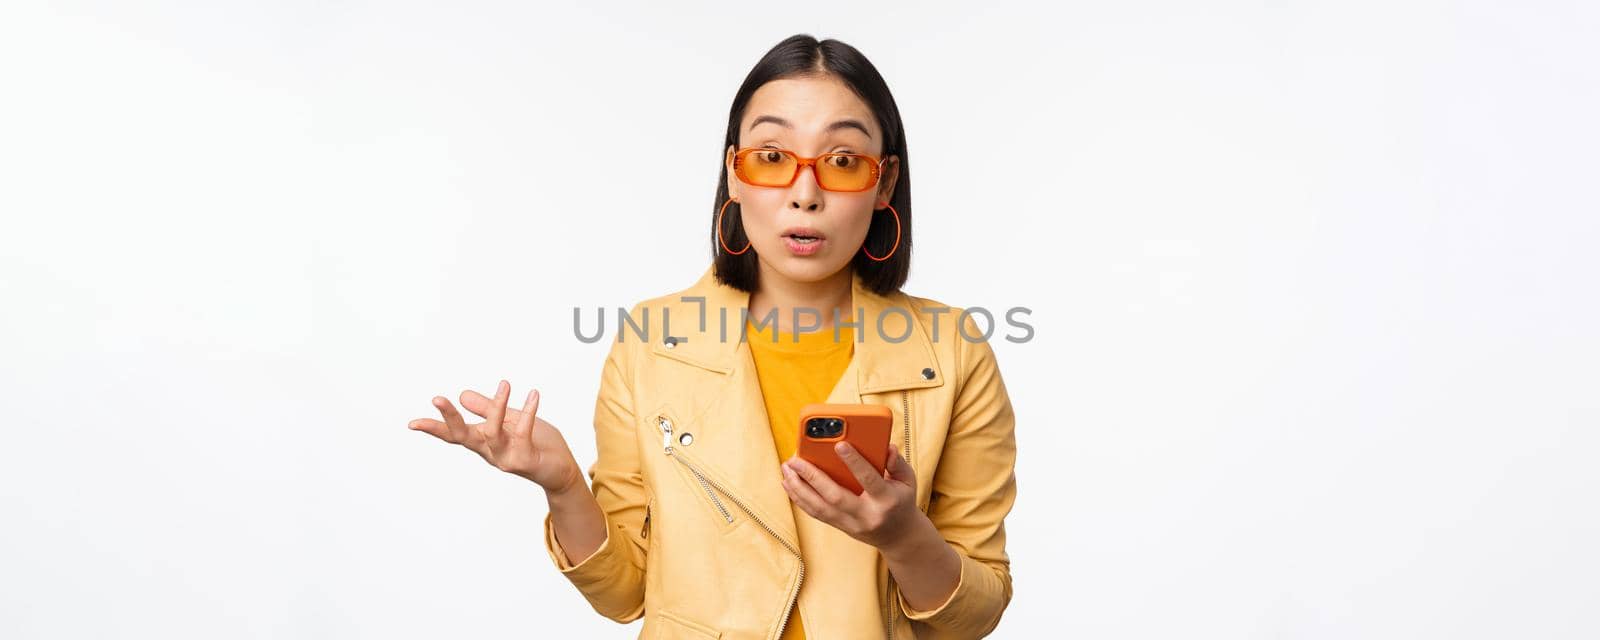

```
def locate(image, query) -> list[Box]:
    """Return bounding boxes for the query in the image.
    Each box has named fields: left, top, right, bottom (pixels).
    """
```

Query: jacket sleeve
left=896, top=311, right=1018, bottom=638
left=542, top=332, right=649, bottom=623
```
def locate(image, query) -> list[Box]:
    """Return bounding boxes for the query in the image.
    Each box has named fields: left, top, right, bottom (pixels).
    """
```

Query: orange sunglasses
left=732, top=147, right=888, bottom=192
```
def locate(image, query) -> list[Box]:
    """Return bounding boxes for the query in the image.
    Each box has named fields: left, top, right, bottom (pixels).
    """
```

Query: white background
left=3, top=1, right=1597, bottom=638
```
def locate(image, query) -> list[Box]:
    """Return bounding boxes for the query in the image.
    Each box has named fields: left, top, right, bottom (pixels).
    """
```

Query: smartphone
left=796, top=403, right=893, bottom=494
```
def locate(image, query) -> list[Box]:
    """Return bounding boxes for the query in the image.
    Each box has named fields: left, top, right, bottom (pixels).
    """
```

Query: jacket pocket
left=651, top=608, right=722, bottom=639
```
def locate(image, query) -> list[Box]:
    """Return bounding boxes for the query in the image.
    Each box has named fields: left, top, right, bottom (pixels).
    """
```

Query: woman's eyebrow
left=827, top=119, right=873, bottom=138
left=748, top=115, right=790, bottom=132
left=748, top=115, right=873, bottom=139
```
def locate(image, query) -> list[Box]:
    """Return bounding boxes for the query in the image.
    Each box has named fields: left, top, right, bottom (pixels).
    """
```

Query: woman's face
left=725, top=74, right=900, bottom=286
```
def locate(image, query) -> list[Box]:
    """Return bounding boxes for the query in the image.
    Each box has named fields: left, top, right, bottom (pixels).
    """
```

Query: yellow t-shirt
left=746, top=318, right=855, bottom=640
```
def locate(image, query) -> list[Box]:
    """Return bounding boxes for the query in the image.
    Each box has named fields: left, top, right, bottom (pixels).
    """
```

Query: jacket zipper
left=641, top=498, right=653, bottom=539
left=885, top=576, right=895, bottom=640
left=660, top=415, right=805, bottom=640
left=901, top=389, right=913, bottom=469
left=884, top=389, right=914, bottom=640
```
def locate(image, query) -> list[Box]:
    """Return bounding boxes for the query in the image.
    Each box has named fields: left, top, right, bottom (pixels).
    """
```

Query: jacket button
left=921, top=367, right=935, bottom=380
left=664, top=336, right=678, bottom=349
left=678, top=432, right=694, bottom=446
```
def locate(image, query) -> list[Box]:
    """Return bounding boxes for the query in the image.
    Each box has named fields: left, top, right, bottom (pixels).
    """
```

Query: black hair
left=711, top=34, right=911, bottom=296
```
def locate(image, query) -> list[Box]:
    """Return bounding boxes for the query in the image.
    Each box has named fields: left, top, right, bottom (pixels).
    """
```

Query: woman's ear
left=876, top=155, right=901, bottom=207
left=725, top=145, right=740, bottom=200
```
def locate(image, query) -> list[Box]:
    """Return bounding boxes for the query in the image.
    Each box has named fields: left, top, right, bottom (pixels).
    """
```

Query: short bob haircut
left=711, top=34, right=912, bottom=296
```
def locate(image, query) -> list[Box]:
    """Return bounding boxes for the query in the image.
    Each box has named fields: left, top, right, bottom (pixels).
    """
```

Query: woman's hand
left=408, top=380, right=583, bottom=496
left=782, top=442, right=964, bottom=614
left=780, top=442, right=927, bottom=552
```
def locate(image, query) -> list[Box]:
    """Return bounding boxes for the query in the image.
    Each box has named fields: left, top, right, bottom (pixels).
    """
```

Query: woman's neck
left=748, top=266, right=854, bottom=333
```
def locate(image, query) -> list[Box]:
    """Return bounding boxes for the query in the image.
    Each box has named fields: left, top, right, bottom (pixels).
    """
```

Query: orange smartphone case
left=796, top=403, right=893, bottom=494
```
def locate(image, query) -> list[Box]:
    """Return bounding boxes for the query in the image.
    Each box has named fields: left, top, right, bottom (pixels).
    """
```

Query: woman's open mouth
left=781, top=227, right=826, bottom=256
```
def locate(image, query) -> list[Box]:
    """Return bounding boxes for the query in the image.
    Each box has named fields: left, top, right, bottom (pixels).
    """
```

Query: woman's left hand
left=781, top=442, right=926, bottom=551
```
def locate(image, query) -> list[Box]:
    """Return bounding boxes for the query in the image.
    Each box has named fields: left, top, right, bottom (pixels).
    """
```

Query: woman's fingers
left=884, top=442, right=915, bottom=485
left=431, top=396, right=473, bottom=444
left=479, top=380, right=511, bottom=457
left=407, top=417, right=450, bottom=441
left=460, top=388, right=525, bottom=425
left=786, top=456, right=854, bottom=507
left=782, top=462, right=844, bottom=524
left=459, top=388, right=493, bottom=416
left=509, top=389, right=540, bottom=439
left=414, top=384, right=563, bottom=485
left=833, top=442, right=888, bottom=496
left=424, top=397, right=491, bottom=459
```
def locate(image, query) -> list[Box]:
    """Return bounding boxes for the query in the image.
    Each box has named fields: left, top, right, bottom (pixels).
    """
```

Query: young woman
left=409, top=35, right=1018, bottom=639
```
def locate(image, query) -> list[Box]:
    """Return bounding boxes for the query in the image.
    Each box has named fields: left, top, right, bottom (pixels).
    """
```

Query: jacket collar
left=651, top=265, right=945, bottom=394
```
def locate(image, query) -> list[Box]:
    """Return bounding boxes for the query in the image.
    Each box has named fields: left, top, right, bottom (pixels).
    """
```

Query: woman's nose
left=788, top=166, right=823, bottom=211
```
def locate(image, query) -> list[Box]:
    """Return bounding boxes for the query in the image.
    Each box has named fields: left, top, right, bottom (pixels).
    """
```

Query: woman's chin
left=762, top=253, right=851, bottom=283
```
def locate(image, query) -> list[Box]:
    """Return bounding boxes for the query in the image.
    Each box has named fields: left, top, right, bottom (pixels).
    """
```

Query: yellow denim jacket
left=543, top=265, right=1018, bottom=639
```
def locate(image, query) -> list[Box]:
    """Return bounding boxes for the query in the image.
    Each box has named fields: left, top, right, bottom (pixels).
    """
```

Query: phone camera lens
left=824, top=418, right=843, bottom=437
left=805, top=417, right=828, bottom=438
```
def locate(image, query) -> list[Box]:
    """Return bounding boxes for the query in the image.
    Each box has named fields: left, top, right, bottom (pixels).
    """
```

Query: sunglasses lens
left=816, top=154, right=877, bottom=191
left=737, top=149, right=798, bottom=187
